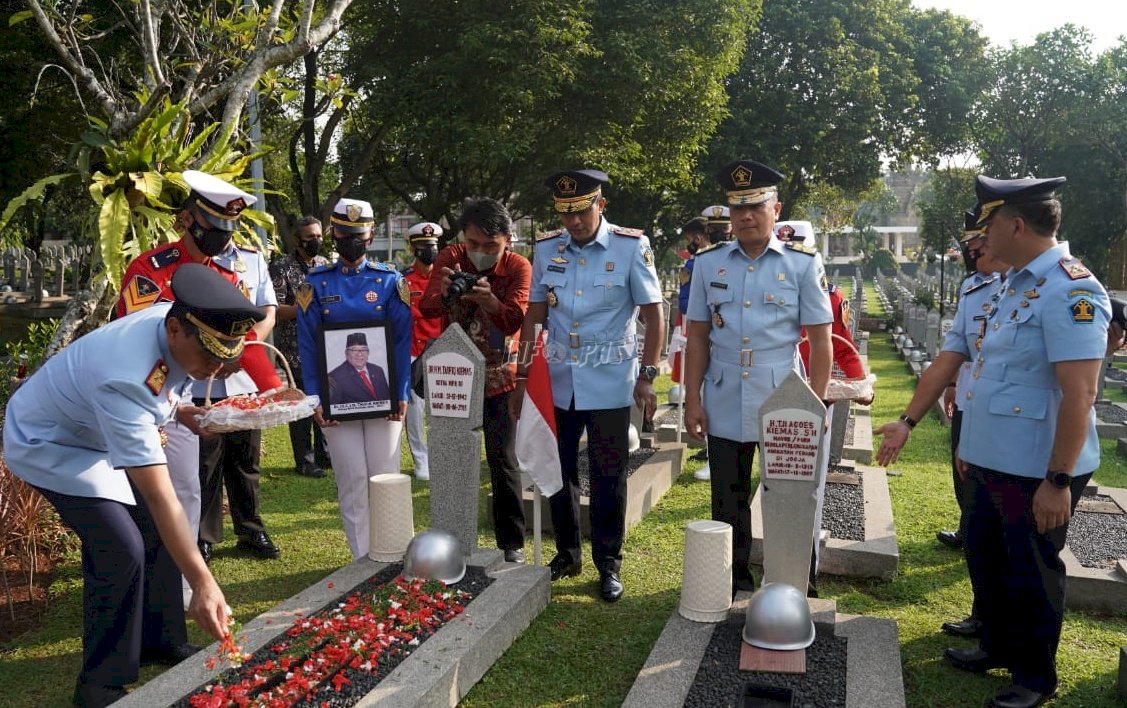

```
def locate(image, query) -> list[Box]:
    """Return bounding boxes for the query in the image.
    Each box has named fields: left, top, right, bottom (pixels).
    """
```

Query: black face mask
left=300, top=238, right=323, bottom=257
left=335, top=235, right=369, bottom=262
left=686, top=241, right=701, bottom=255
left=189, top=221, right=232, bottom=257
left=415, top=246, right=437, bottom=265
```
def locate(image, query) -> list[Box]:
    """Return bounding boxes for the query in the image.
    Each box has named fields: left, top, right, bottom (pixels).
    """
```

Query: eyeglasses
left=346, top=347, right=369, bottom=353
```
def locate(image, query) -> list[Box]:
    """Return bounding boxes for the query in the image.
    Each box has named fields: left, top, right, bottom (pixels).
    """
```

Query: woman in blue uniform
left=296, top=198, right=412, bottom=560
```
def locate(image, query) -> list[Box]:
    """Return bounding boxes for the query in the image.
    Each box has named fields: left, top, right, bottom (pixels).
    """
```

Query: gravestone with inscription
left=424, top=324, right=486, bottom=557
left=758, top=372, right=830, bottom=594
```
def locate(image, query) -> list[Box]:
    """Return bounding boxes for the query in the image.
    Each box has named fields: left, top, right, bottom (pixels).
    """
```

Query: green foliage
left=869, top=248, right=899, bottom=273
left=914, top=167, right=976, bottom=255
left=345, top=0, right=756, bottom=245
left=696, top=0, right=985, bottom=216
left=1, top=98, right=275, bottom=289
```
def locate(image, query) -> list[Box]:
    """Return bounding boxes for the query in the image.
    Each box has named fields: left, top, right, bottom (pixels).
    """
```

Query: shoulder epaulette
left=402, top=266, right=415, bottom=276
left=537, top=229, right=564, bottom=242
left=148, top=245, right=181, bottom=270
left=784, top=242, right=818, bottom=256
left=308, top=263, right=334, bottom=275
left=611, top=226, right=644, bottom=238
left=235, top=242, right=259, bottom=253
left=1058, top=257, right=1092, bottom=280
left=694, top=242, right=724, bottom=256
left=364, top=260, right=395, bottom=272
left=963, top=275, right=997, bottom=296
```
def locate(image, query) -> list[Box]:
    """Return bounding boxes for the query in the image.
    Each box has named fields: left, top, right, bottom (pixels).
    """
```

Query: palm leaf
left=0, top=173, right=76, bottom=246
left=98, top=190, right=130, bottom=289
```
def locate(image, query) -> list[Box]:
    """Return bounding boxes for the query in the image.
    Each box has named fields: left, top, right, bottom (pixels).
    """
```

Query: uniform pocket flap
left=987, top=388, right=1048, bottom=420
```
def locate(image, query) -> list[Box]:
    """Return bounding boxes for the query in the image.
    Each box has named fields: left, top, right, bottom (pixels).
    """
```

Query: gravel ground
left=821, top=467, right=865, bottom=541
left=177, top=564, right=493, bottom=708
left=684, top=620, right=847, bottom=708
left=656, top=407, right=682, bottom=426
left=1105, top=366, right=1127, bottom=381
left=1095, top=402, right=1127, bottom=424
left=1065, top=495, right=1127, bottom=569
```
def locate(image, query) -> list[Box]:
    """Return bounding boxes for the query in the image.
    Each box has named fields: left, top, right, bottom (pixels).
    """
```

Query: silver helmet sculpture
left=742, top=582, right=815, bottom=650
left=402, top=529, right=466, bottom=584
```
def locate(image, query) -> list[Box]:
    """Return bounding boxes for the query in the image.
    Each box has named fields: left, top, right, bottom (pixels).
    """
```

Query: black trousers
left=196, top=402, right=266, bottom=544
left=550, top=404, right=630, bottom=573
left=36, top=483, right=186, bottom=690
left=484, top=391, right=525, bottom=550
left=707, top=436, right=758, bottom=586
left=965, top=464, right=1090, bottom=694
left=950, top=409, right=978, bottom=619
left=287, top=368, right=330, bottom=469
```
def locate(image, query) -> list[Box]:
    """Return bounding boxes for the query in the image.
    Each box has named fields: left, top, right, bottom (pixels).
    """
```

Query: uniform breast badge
left=547, top=288, right=559, bottom=308
left=145, top=360, right=169, bottom=396
left=550, top=256, right=568, bottom=264
left=1071, top=298, right=1095, bottom=323
left=365, top=291, right=378, bottom=303
left=295, top=283, right=314, bottom=312
left=711, top=304, right=725, bottom=329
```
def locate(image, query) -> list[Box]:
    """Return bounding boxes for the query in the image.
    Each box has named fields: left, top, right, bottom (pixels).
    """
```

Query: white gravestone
left=758, top=372, right=830, bottom=595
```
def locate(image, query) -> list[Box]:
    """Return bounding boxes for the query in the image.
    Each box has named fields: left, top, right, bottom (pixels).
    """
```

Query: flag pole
left=532, top=323, right=544, bottom=567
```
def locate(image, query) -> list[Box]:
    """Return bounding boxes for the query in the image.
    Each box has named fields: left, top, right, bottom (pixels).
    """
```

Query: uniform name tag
left=322, top=295, right=341, bottom=303
left=547, top=265, right=566, bottom=273
left=709, top=282, right=728, bottom=289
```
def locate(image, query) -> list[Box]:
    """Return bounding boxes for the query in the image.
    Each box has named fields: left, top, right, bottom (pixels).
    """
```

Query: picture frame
left=318, top=319, right=397, bottom=421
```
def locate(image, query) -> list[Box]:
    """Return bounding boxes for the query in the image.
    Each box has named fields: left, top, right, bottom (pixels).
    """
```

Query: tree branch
left=27, top=0, right=119, bottom=121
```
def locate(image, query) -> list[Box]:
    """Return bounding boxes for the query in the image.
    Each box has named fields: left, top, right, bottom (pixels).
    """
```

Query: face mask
left=335, top=235, right=369, bottom=262
left=687, top=241, right=700, bottom=255
left=466, top=250, right=499, bottom=271
left=415, top=246, right=437, bottom=265
left=189, top=221, right=232, bottom=257
left=300, top=238, right=322, bottom=257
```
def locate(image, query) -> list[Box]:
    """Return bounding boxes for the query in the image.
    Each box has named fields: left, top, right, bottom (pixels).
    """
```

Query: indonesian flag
left=667, top=313, right=685, bottom=383
left=515, top=333, right=563, bottom=497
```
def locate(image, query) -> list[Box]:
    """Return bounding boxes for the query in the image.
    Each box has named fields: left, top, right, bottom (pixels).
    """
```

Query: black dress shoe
left=503, top=548, right=525, bottom=563
left=936, top=530, right=963, bottom=549
left=944, top=646, right=1005, bottom=673
left=990, top=684, right=1053, bottom=708
left=599, top=570, right=624, bottom=602
left=237, top=531, right=280, bottom=559
left=140, top=642, right=202, bottom=666
left=298, top=463, right=326, bottom=478
left=548, top=554, right=582, bottom=581
left=690, top=448, right=709, bottom=461
left=73, top=680, right=127, bottom=708
left=941, top=617, right=982, bottom=638
left=198, top=540, right=212, bottom=565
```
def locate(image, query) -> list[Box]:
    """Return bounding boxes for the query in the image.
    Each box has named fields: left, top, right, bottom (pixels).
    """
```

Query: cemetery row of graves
left=0, top=271, right=1125, bottom=706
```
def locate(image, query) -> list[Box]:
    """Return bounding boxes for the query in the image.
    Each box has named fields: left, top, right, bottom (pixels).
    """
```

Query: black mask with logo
left=414, top=246, right=438, bottom=265
left=189, top=221, right=232, bottom=257
left=335, top=235, right=369, bottom=262
left=300, top=238, right=323, bottom=257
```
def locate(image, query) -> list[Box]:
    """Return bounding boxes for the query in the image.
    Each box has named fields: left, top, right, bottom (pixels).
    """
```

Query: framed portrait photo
left=318, top=320, right=398, bottom=421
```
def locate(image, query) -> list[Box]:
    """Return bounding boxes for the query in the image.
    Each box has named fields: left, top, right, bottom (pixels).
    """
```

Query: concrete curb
left=1061, top=484, right=1127, bottom=614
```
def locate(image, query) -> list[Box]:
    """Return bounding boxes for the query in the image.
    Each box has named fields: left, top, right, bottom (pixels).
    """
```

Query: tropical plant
left=0, top=98, right=275, bottom=291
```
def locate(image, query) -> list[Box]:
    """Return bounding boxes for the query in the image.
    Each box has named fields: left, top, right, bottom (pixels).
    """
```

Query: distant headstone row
left=0, top=245, right=94, bottom=303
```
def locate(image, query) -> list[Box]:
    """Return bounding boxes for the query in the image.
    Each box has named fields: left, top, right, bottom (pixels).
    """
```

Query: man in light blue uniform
left=683, top=159, right=833, bottom=594
left=512, top=168, right=665, bottom=602
left=4, top=265, right=257, bottom=707
left=297, top=198, right=412, bottom=560
left=876, top=176, right=1107, bottom=708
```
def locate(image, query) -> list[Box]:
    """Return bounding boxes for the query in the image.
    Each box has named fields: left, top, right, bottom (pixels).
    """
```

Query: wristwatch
left=638, top=365, right=659, bottom=382
left=1046, top=470, right=1072, bottom=489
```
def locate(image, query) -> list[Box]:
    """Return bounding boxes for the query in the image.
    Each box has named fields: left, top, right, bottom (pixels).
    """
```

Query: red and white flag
left=515, top=334, right=563, bottom=497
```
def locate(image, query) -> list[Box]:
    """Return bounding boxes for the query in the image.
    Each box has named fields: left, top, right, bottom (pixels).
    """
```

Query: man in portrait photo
left=328, top=332, right=389, bottom=405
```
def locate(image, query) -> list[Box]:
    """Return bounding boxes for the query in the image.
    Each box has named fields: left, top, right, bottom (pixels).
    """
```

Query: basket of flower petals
left=198, top=342, right=320, bottom=433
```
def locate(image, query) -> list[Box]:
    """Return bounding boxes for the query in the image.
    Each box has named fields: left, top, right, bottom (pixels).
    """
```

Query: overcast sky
left=911, top=0, right=1126, bottom=52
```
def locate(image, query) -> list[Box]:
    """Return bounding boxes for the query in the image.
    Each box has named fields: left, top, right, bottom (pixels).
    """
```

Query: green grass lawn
left=864, top=281, right=887, bottom=318
left=2, top=334, right=1126, bottom=706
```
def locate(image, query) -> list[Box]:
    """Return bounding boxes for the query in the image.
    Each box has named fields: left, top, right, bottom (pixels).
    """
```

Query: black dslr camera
left=444, top=271, right=484, bottom=304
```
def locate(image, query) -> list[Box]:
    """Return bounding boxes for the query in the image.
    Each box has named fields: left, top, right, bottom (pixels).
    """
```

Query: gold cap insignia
left=223, top=197, right=247, bottom=216
left=231, top=318, right=256, bottom=337
left=346, top=203, right=362, bottom=222
left=422, top=224, right=434, bottom=236
left=556, top=175, right=577, bottom=195
left=732, top=165, right=753, bottom=187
